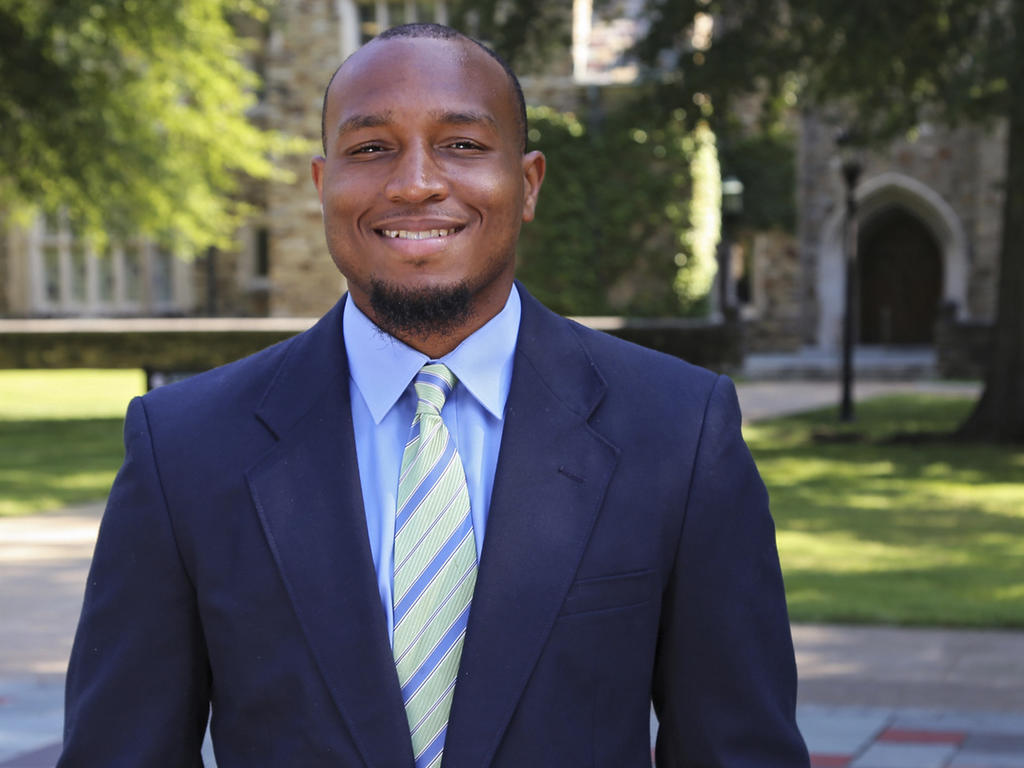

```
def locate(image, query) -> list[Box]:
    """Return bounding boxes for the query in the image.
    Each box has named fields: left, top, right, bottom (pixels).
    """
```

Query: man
left=59, top=23, right=809, bottom=768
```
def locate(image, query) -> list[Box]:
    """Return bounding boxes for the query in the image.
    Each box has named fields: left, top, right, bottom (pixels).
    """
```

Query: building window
left=338, top=0, right=448, bottom=58
left=96, top=243, right=116, bottom=303
left=70, top=240, right=88, bottom=304
left=28, top=213, right=193, bottom=316
left=123, top=242, right=143, bottom=303
left=151, top=246, right=175, bottom=307
left=573, top=0, right=644, bottom=84
left=42, top=243, right=60, bottom=303
left=255, top=227, right=271, bottom=277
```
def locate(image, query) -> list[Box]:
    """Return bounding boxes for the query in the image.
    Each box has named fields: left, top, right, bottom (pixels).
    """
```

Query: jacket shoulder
left=139, top=300, right=345, bottom=433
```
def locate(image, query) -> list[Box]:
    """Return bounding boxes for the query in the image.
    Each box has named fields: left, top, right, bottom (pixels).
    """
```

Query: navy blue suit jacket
left=60, top=287, right=808, bottom=767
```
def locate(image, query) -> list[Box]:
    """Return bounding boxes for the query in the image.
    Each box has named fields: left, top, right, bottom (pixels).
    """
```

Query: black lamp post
left=718, top=175, right=744, bottom=316
left=836, top=132, right=863, bottom=422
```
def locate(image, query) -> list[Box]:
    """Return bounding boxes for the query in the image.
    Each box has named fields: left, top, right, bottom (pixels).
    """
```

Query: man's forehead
left=327, top=36, right=506, bottom=115
left=333, top=37, right=477, bottom=95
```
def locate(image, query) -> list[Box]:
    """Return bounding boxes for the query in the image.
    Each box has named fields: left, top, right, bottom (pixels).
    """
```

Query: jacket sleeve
left=652, top=375, right=809, bottom=767
left=58, top=396, right=209, bottom=767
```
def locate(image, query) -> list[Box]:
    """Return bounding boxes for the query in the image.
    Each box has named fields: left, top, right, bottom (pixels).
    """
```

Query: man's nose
left=384, top=144, right=448, bottom=202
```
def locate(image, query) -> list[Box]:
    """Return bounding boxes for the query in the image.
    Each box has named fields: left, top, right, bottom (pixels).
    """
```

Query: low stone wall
left=0, top=318, right=315, bottom=372
left=582, top=316, right=744, bottom=374
left=934, top=307, right=992, bottom=379
left=0, top=315, right=744, bottom=377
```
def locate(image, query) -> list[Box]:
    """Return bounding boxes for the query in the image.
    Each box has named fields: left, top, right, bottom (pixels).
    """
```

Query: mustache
left=372, top=208, right=465, bottom=224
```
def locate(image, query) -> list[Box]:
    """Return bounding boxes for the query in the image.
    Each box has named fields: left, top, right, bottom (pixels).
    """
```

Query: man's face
left=312, top=37, right=544, bottom=341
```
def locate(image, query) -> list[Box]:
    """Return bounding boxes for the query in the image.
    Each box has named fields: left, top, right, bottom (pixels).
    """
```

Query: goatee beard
left=368, top=278, right=473, bottom=342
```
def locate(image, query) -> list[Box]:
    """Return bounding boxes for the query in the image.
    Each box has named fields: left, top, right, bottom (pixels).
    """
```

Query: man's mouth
left=378, top=227, right=463, bottom=240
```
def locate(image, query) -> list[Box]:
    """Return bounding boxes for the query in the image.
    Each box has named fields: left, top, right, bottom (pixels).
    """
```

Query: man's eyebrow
left=431, top=110, right=498, bottom=131
left=335, top=111, right=394, bottom=137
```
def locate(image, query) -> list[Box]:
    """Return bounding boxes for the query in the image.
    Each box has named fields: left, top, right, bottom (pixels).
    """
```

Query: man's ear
left=520, top=150, right=546, bottom=223
left=311, top=156, right=326, bottom=212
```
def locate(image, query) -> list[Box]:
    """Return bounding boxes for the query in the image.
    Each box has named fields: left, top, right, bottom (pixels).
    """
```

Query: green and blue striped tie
left=393, top=362, right=477, bottom=768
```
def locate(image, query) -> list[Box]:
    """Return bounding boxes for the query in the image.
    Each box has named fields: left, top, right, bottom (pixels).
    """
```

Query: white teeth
left=381, top=228, right=455, bottom=240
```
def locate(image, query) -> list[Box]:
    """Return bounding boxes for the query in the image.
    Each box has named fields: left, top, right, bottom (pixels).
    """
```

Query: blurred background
left=1, top=1, right=1020, bottom=374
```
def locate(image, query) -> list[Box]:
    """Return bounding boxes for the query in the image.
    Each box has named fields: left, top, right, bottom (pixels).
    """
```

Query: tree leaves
left=634, top=0, right=1013, bottom=142
left=0, top=0, right=308, bottom=251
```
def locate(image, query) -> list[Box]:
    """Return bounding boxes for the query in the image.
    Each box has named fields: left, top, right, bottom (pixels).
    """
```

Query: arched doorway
left=815, top=172, right=968, bottom=351
left=857, top=207, right=943, bottom=344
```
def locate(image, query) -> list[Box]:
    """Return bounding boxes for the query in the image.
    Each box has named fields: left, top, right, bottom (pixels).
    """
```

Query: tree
left=448, top=0, right=571, bottom=71
left=636, top=0, right=1024, bottom=441
left=0, top=0, right=304, bottom=250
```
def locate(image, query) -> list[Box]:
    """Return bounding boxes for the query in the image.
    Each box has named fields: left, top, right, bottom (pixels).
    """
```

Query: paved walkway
left=2, top=380, right=1020, bottom=768
left=736, top=380, right=983, bottom=423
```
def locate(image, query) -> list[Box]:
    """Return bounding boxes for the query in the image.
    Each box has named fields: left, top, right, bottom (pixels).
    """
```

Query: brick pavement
left=799, top=707, right=1024, bottom=768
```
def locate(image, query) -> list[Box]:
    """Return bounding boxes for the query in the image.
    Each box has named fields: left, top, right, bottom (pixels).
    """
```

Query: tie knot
left=413, top=362, right=455, bottom=416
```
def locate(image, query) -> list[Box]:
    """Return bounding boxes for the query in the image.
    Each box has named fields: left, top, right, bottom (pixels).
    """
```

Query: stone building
left=0, top=1, right=1003, bottom=376
left=735, top=113, right=1004, bottom=367
left=794, top=115, right=1003, bottom=353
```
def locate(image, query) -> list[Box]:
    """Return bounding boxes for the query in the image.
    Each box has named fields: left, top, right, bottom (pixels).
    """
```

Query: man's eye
left=447, top=140, right=483, bottom=150
left=351, top=144, right=386, bottom=154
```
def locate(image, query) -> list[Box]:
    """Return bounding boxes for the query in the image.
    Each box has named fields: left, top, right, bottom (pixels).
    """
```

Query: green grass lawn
left=2, top=371, right=1022, bottom=628
left=0, top=370, right=144, bottom=516
left=746, top=395, right=1024, bottom=628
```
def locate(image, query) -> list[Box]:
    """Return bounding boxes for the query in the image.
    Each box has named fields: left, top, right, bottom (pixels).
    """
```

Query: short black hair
left=320, top=23, right=528, bottom=154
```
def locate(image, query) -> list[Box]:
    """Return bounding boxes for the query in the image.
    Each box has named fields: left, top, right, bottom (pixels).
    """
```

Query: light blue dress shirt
left=343, top=286, right=521, bottom=643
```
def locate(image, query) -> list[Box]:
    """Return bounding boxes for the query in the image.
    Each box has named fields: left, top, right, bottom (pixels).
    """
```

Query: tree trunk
left=957, top=0, right=1024, bottom=441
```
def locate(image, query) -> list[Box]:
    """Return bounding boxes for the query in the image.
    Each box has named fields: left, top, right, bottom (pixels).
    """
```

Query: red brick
left=877, top=728, right=967, bottom=745
left=810, top=754, right=852, bottom=767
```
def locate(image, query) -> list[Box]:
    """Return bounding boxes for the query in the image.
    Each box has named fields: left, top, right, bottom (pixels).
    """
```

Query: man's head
left=311, top=24, right=545, bottom=356
left=320, top=24, right=529, bottom=156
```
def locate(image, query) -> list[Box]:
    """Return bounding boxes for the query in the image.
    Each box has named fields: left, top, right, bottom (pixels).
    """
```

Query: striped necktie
left=393, top=362, right=477, bottom=768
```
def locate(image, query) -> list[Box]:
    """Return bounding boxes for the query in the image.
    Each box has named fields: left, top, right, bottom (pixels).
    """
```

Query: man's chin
left=367, top=278, right=473, bottom=341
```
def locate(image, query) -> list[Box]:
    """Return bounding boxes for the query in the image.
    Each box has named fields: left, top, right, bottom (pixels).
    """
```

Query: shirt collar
left=343, top=285, right=521, bottom=424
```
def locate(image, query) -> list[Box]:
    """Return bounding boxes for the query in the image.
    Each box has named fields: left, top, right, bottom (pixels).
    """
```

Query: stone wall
left=0, top=219, right=11, bottom=316
left=1, top=222, right=31, bottom=317
left=796, top=112, right=834, bottom=346
left=189, top=234, right=273, bottom=318
left=587, top=316, right=744, bottom=374
left=797, top=111, right=1006, bottom=350
left=968, top=120, right=1006, bottom=318
left=263, top=0, right=348, bottom=317
left=744, top=230, right=803, bottom=352
left=0, top=315, right=742, bottom=374
left=935, top=303, right=992, bottom=380
left=0, top=317, right=313, bottom=370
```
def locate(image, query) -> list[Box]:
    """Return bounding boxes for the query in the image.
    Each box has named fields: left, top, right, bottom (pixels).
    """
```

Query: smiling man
left=310, top=27, right=543, bottom=359
left=59, top=24, right=808, bottom=768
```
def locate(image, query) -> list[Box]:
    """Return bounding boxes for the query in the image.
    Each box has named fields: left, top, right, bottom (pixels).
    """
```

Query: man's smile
left=378, top=226, right=464, bottom=240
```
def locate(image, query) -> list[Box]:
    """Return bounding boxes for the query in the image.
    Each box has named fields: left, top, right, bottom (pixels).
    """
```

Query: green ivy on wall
left=717, top=124, right=797, bottom=234
left=516, top=98, right=720, bottom=317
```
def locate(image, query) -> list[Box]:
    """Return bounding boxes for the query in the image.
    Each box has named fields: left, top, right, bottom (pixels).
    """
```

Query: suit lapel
left=245, top=299, right=413, bottom=768
left=444, top=288, right=620, bottom=767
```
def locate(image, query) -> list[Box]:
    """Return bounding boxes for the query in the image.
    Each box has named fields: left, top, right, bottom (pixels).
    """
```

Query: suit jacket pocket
left=558, top=569, right=654, bottom=616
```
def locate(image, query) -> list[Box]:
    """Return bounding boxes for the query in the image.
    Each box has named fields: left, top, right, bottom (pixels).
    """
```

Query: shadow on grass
left=0, top=418, right=124, bottom=516
left=785, top=564, right=1024, bottom=627
left=747, top=395, right=1024, bottom=627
